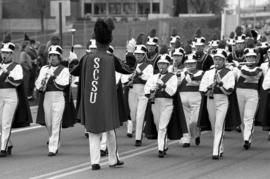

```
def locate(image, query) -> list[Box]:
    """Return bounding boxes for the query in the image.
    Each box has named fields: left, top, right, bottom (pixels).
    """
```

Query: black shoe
left=195, top=137, right=200, bottom=146
left=85, top=132, right=89, bottom=138
left=164, top=148, right=168, bottom=155
left=0, top=150, right=7, bottom=157
left=100, top=149, right=108, bottom=157
left=48, top=152, right=56, bottom=157
left=212, top=155, right=219, bottom=160
left=135, top=140, right=142, bottom=146
left=158, top=151, right=165, bottom=158
left=109, top=160, right=124, bottom=168
left=92, top=164, right=101, bottom=170
left=220, top=152, right=223, bottom=158
left=127, top=133, right=133, bottom=138
left=235, top=126, right=241, bottom=133
left=7, top=146, right=13, bottom=155
left=268, top=135, right=270, bottom=141
left=182, top=143, right=190, bottom=148
left=243, top=141, right=251, bottom=150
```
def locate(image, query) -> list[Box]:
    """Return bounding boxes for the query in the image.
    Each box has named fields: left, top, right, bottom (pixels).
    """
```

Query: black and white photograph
left=1, top=0, right=270, bottom=178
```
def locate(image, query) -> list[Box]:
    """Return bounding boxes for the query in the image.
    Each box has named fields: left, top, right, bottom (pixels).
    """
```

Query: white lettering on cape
left=89, top=57, right=100, bottom=104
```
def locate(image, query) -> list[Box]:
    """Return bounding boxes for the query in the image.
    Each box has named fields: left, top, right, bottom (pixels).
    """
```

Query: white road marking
left=30, top=141, right=178, bottom=179
left=12, top=125, right=44, bottom=133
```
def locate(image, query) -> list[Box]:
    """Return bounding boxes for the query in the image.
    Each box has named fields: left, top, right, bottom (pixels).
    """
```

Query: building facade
left=80, top=0, right=173, bottom=20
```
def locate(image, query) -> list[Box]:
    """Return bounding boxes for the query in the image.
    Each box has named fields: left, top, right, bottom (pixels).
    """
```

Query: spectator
left=19, top=41, right=32, bottom=99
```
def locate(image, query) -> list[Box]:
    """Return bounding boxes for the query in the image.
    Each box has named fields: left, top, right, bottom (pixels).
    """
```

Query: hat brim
left=213, top=54, right=226, bottom=59
left=146, top=42, right=157, bottom=46
left=88, top=45, right=97, bottom=49
left=184, top=59, right=197, bottom=63
left=49, top=51, right=61, bottom=55
left=235, top=40, right=245, bottom=43
left=195, top=43, right=205, bottom=46
left=134, top=50, right=146, bottom=54
left=245, top=53, right=257, bottom=57
left=1, top=48, right=13, bottom=52
left=172, top=52, right=183, bottom=56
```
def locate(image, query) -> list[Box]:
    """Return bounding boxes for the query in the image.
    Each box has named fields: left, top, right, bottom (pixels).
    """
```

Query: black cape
left=72, top=51, right=136, bottom=133
left=116, top=81, right=129, bottom=125
left=255, top=76, right=270, bottom=130
left=198, top=91, right=241, bottom=131
left=12, top=82, right=33, bottom=128
left=144, top=92, right=188, bottom=140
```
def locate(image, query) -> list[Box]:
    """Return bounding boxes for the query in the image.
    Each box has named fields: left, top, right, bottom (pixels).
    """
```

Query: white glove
left=69, top=51, right=78, bottom=61
left=0, top=65, right=8, bottom=73
left=136, top=68, right=142, bottom=74
left=126, top=38, right=136, bottom=53
left=47, top=70, right=54, bottom=77
left=157, top=78, right=164, bottom=86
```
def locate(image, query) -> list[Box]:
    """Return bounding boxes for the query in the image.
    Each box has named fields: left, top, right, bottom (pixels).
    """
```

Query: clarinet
left=208, top=68, right=218, bottom=99
left=126, top=71, right=137, bottom=88
left=148, top=74, right=162, bottom=104
left=39, top=65, right=51, bottom=92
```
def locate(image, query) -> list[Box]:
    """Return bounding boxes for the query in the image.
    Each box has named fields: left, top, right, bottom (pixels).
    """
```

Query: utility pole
left=59, top=2, right=63, bottom=47
left=253, top=0, right=256, bottom=28
left=238, top=0, right=241, bottom=26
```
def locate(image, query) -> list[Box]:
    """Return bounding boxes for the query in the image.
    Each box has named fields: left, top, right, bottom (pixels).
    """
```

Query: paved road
left=2, top=108, right=270, bottom=179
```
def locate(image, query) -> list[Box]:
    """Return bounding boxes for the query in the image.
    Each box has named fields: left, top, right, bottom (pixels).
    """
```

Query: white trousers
left=207, top=94, right=228, bottom=156
left=236, top=88, right=258, bottom=142
left=152, top=98, right=173, bottom=151
left=100, top=132, right=107, bottom=151
left=128, top=84, right=148, bottom=140
left=44, top=91, right=65, bottom=153
left=0, top=89, right=18, bottom=151
left=180, top=92, right=201, bottom=144
left=88, top=130, right=119, bottom=165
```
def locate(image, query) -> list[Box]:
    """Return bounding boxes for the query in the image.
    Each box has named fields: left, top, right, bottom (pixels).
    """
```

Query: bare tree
left=174, top=0, right=188, bottom=16
left=189, top=0, right=227, bottom=14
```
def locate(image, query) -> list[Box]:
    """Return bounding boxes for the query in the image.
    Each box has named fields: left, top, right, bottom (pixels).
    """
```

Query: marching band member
left=0, top=38, right=31, bottom=157
left=255, top=54, right=270, bottom=139
left=178, top=54, right=204, bottom=147
left=169, top=28, right=181, bottom=55
left=127, top=44, right=153, bottom=146
left=146, top=29, right=159, bottom=74
left=71, top=18, right=136, bottom=170
left=234, top=48, right=263, bottom=150
left=199, top=49, right=235, bottom=160
left=35, top=45, right=70, bottom=156
left=262, top=67, right=270, bottom=90
left=170, top=47, right=185, bottom=74
left=86, top=38, right=97, bottom=55
left=144, top=54, right=178, bottom=158
left=227, top=26, right=246, bottom=63
left=255, top=47, right=270, bottom=139
left=226, top=32, right=235, bottom=55
left=193, top=29, right=213, bottom=71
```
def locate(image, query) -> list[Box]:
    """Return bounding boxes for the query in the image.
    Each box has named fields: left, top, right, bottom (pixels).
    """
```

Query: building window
left=138, top=3, right=150, bottom=15
left=109, top=3, right=121, bottom=15
left=94, top=3, right=106, bottom=15
left=152, top=3, right=160, bottom=14
left=84, top=3, right=92, bottom=14
left=123, top=3, right=136, bottom=15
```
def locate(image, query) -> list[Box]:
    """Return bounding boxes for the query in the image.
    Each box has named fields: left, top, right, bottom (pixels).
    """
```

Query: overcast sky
left=227, top=0, right=269, bottom=8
